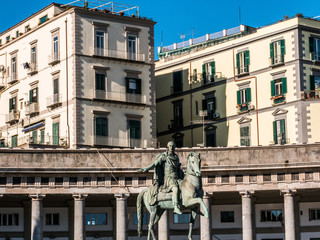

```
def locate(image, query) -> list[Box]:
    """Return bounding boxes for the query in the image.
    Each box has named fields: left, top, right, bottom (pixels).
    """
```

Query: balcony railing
left=271, top=94, right=286, bottom=105
left=19, top=135, right=68, bottom=146
left=5, top=110, right=20, bottom=123
left=8, top=73, right=18, bottom=84
left=304, top=90, right=320, bottom=99
left=90, top=48, right=146, bottom=62
left=311, top=52, right=320, bottom=61
left=236, top=66, right=249, bottom=75
left=46, top=94, right=62, bottom=108
left=92, top=90, right=147, bottom=104
left=236, top=103, right=250, bottom=113
left=48, top=52, right=60, bottom=65
left=270, top=55, right=285, bottom=66
left=93, top=135, right=145, bottom=148
left=26, top=102, right=39, bottom=115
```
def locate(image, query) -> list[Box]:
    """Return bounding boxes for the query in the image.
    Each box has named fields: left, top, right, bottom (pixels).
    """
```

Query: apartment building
left=155, top=15, right=320, bottom=148
left=0, top=1, right=156, bottom=149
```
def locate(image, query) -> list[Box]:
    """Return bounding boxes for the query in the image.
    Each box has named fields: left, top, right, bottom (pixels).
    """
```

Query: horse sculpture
left=136, top=152, right=209, bottom=240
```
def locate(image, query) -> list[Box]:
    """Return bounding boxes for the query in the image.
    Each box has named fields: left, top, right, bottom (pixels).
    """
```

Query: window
left=221, top=211, right=235, bottom=223
left=55, top=177, right=63, bottom=185
left=96, top=73, right=106, bottom=90
left=173, top=101, right=183, bottom=129
left=309, top=76, right=320, bottom=98
left=13, top=177, right=21, bottom=185
left=69, top=177, right=77, bottom=185
left=53, top=77, right=59, bottom=103
left=172, top=71, right=183, bottom=93
left=31, top=46, right=37, bottom=65
left=95, top=31, right=105, bottom=56
left=31, top=130, right=37, bottom=143
left=29, top=88, right=38, bottom=103
left=260, top=209, right=282, bottom=222
left=53, top=35, right=59, bottom=61
left=270, top=40, right=285, bottom=65
left=11, top=56, right=17, bottom=81
left=94, top=117, right=108, bottom=137
left=83, top=177, right=91, bottom=185
left=309, top=209, right=320, bottom=221
left=202, top=93, right=215, bottom=119
left=11, top=135, right=18, bottom=148
left=273, top=119, right=286, bottom=145
left=128, top=120, right=141, bottom=139
left=9, top=96, right=17, bottom=112
left=309, top=36, right=320, bottom=61
left=236, top=51, right=250, bottom=75
left=52, top=122, right=59, bottom=145
left=271, top=78, right=287, bottom=104
left=173, top=213, right=190, bottom=224
left=6, top=36, right=10, bottom=43
left=127, top=35, right=137, bottom=60
left=134, top=212, right=147, bottom=225
left=0, top=177, right=6, bottom=185
left=126, top=78, right=141, bottom=94
left=86, top=213, right=107, bottom=225
left=237, top=88, right=251, bottom=112
left=25, top=25, right=30, bottom=33
left=39, top=15, right=48, bottom=24
left=40, top=130, right=45, bottom=144
left=16, top=31, right=19, bottom=38
left=0, top=214, right=19, bottom=226
left=45, top=213, right=59, bottom=225
left=41, top=177, right=49, bottom=185
left=202, top=61, right=215, bottom=84
left=240, top=126, right=250, bottom=146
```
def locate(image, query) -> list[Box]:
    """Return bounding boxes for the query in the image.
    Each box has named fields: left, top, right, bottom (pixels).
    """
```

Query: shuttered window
left=270, top=40, right=285, bottom=65
left=273, top=119, right=286, bottom=144
left=202, top=61, right=215, bottom=83
left=52, top=122, right=59, bottom=145
left=236, top=51, right=250, bottom=75
left=271, top=78, right=287, bottom=96
left=29, top=88, right=38, bottom=103
left=240, top=126, right=250, bottom=146
left=237, top=88, right=251, bottom=104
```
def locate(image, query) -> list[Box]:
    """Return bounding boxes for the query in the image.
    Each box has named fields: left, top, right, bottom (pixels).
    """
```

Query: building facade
left=0, top=2, right=156, bottom=149
left=155, top=16, right=320, bottom=148
left=0, top=144, right=319, bottom=240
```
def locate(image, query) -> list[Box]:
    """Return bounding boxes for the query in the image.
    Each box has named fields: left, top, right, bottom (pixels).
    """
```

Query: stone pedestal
left=73, top=193, right=88, bottom=240
left=201, top=193, right=212, bottom=240
left=282, top=189, right=297, bottom=240
left=240, top=191, right=254, bottom=240
left=158, top=210, right=169, bottom=240
left=115, top=193, right=130, bottom=240
left=30, top=194, right=45, bottom=240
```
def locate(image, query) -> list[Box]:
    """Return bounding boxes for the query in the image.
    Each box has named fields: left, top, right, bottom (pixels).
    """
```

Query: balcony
left=304, top=90, right=320, bottom=99
left=0, top=80, right=5, bottom=89
left=8, top=73, right=18, bottom=84
left=27, top=63, right=38, bottom=75
left=202, top=73, right=215, bottom=85
left=26, top=102, right=39, bottom=115
left=46, top=94, right=62, bottom=108
left=19, top=135, right=68, bottom=147
left=270, top=55, right=285, bottom=66
left=271, top=94, right=286, bottom=105
left=5, top=110, right=20, bottom=123
left=48, top=52, right=60, bottom=65
left=92, top=90, right=147, bottom=104
left=310, top=52, right=320, bottom=62
left=93, top=135, right=145, bottom=148
left=90, top=48, right=146, bottom=62
left=236, top=66, right=249, bottom=76
left=168, top=118, right=183, bottom=130
left=236, top=103, right=254, bottom=114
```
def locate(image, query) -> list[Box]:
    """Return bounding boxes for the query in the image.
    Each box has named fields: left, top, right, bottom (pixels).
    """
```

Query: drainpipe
left=189, top=61, right=193, bottom=146
left=232, top=48, right=260, bottom=146
left=65, top=19, right=70, bottom=147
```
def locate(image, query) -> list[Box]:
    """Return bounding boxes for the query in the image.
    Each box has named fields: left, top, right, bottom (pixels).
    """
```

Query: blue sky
left=1, top=0, right=319, bottom=58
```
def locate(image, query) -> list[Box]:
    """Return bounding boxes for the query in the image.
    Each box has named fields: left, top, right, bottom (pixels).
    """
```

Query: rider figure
left=139, top=141, right=184, bottom=214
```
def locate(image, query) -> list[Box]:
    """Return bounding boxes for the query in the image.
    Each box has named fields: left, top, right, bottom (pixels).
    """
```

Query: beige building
left=0, top=1, right=156, bottom=149
left=155, top=16, right=320, bottom=148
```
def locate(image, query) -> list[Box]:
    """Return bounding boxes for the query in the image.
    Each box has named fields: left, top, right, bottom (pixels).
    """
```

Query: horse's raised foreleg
left=188, top=209, right=197, bottom=240
left=148, top=207, right=157, bottom=240
left=183, top=198, right=209, bottom=218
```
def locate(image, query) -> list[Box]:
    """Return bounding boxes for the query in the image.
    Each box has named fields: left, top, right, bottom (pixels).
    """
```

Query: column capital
left=29, top=193, right=46, bottom=200
left=239, top=190, right=255, bottom=198
left=281, top=189, right=297, bottom=196
left=114, top=193, right=130, bottom=200
left=72, top=193, right=88, bottom=200
left=203, top=191, right=213, bottom=199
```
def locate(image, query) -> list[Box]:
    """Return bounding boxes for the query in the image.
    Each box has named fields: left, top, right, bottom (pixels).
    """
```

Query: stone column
left=29, top=194, right=45, bottom=240
left=201, top=192, right=212, bottom=240
left=240, top=191, right=254, bottom=240
left=73, top=193, right=88, bottom=240
left=282, top=189, right=297, bottom=240
left=158, top=210, right=169, bottom=240
left=115, top=193, right=130, bottom=240
left=67, top=200, right=74, bottom=240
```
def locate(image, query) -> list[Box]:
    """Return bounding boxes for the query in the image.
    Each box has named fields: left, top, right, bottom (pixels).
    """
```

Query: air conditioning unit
left=168, top=123, right=173, bottom=129
left=249, top=104, right=255, bottom=110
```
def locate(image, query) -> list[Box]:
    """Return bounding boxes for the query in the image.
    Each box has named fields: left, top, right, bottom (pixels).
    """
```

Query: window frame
left=220, top=211, right=235, bottom=223
left=260, top=209, right=283, bottom=222
left=86, top=213, right=107, bottom=225
left=45, top=213, right=60, bottom=226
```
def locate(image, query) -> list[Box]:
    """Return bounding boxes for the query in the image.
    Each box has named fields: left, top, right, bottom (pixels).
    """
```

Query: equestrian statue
left=137, top=141, right=209, bottom=240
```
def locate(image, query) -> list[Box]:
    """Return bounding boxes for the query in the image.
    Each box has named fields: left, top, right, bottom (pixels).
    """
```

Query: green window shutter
left=52, top=122, right=59, bottom=145
left=310, top=75, right=315, bottom=91
left=36, top=88, right=38, bottom=103
left=270, top=42, right=274, bottom=59
left=280, top=39, right=286, bottom=55
left=40, top=130, right=45, bottom=144
left=245, top=50, right=250, bottom=66
left=125, top=78, right=129, bottom=93
left=9, top=98, right=13, bottom=111
left=280, top=119, right=285, bottom=134
left=202, top=64, right=207, bottom=82
left=236, top=53, right=240, bottom=72
left=136, top=78, right=142, bottom=94
left=202, top=64, right=206, bottom=73
left=309, top=37, right=314, bottom=53
left=32, top=130, right=37, bottom=143
left=282, top=78, right=287, bottom=94
left=246, top=88, right=251, bottom=103
left=271, top=80, right=275, bottom=96
left=273, top=121, right=277, bottom=144
left=29, top=90, right=33, bottom=103
left=211, top=61, right=216, bottom=76
left=237, top=90, right=241, bottom=105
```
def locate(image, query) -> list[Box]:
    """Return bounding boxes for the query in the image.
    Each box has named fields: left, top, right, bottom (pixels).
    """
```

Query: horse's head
left=186, top=152, right=201, bottom=177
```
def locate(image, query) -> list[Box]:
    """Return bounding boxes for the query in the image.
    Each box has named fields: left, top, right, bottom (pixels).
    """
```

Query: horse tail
left=137, top=188, right=147, bottom=237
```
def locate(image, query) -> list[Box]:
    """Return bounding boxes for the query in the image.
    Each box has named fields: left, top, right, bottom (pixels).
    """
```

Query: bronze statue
left=137, top=142, right=209, bottom=240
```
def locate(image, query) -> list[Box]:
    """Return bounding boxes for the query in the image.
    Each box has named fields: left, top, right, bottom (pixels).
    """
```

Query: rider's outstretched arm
left=137, top=154, right=163, bottom=172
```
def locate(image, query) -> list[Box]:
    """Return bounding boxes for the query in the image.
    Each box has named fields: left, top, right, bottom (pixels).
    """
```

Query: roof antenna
left=239, top=6, right=242, bottom=25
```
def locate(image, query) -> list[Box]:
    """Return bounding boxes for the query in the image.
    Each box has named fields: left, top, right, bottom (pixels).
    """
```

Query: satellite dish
left=0, top=65, right=5, bottom=72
